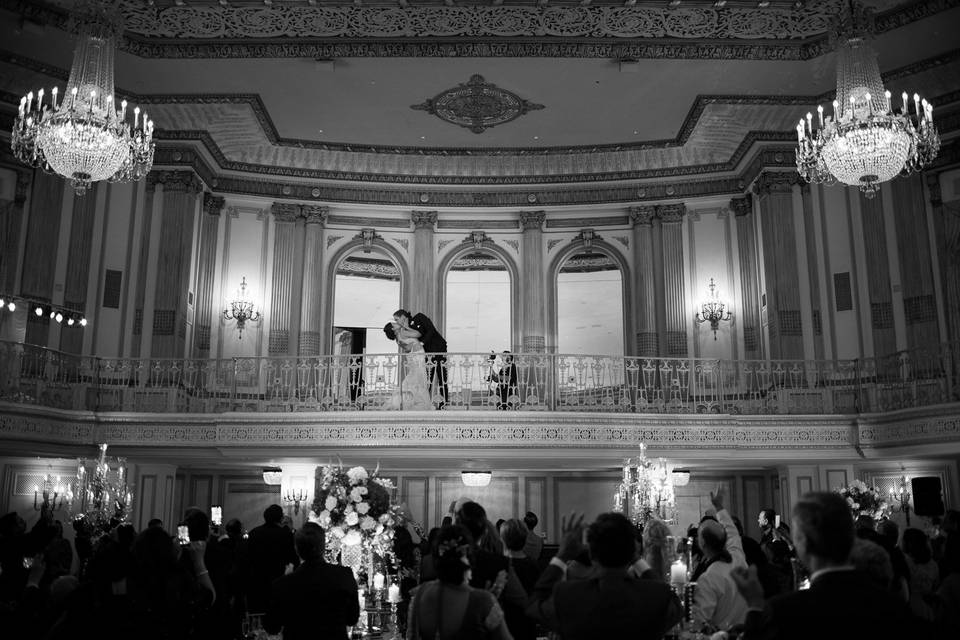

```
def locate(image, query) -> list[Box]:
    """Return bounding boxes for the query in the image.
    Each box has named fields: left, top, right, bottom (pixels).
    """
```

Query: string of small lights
left=0, top=294, right=89, bottom=327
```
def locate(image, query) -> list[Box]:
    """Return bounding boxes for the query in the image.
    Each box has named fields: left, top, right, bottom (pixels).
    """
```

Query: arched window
left=556, top=251, right=624, bottom=356
left=444, top=251, right=511, bottom=354
left=332, top=251, right=401, bottom=355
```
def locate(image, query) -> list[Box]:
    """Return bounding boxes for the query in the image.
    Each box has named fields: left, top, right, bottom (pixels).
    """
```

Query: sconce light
left=695, top=278, right=732, bottom=340
left=461, top=470, right=492, bottom=487
left=34, top=473, right=69, bottom=512
left=223, top=277, right=261, bottom=339
left=262, top=467, right=283, bottom=486
left=889, top=472, right=912, bottom=525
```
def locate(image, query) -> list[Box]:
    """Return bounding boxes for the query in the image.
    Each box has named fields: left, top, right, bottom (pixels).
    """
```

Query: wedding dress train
left=383, top=337, right=434, bottom=410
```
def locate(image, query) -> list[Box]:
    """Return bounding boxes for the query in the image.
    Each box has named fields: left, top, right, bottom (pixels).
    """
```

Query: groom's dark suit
left=409, top=312, right=448, bottom=408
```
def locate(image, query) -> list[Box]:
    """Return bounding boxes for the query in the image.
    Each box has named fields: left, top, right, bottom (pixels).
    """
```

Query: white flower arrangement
left=309, top=463, right=397, bottom=555
left=836, top=479, right=889, bottom=521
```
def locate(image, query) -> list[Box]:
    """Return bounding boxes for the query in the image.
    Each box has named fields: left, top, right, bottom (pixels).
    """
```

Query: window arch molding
left=435, top=239, right=521, bottom=351
left=546, top=238, right=634, bottom=355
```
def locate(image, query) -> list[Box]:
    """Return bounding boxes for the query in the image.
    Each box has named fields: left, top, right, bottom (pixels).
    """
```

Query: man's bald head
left=698, top=518, right=727, bottom=556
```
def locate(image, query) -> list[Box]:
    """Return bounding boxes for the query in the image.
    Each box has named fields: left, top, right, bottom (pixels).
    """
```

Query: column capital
left=411, top=210, right=438, bottom=229
left=729, top=195, right=752, bottom=217
left=753, top=171, right=801, bottom=195
left=202, top=193, right=226, bottom=216
left=147, top=170, right=203, bottom=194
left=271, top=202, right=301, bottom=223
left=925, top=173, right=942, bottom=207
left=657, top=203, right=686, bottom=223
left=303, top=205, right=329, bottom=225
left=519, top=210, right=546, bottom=230
left=629, top=206, right=657, bottom=227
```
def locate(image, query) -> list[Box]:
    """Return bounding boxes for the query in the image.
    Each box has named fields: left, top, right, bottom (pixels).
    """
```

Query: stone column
left=732, top=196, right=763, bottom=360
left=193, top=193, right=224, bottom=358
left=926, top=173, right=954, bottom=344
left=148, top=171, right=203, bottom=359
left=792, top=184, right=816, bottom=361
left=411, top=211, right=438, bottom=318
left=659, top=203, right=688, bottom=357
left=630, top=206, right=658, bottom=356
left=0, top=172, right=30, bottom=345
left=299, top=206, right=328, bottom=356
left=268, top=203, right=300, bottom=355
left=520, top=210, right=546, bottom=352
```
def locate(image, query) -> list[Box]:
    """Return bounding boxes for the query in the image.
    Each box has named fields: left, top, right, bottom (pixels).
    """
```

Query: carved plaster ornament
left=412, top=74, right=544, bottom=134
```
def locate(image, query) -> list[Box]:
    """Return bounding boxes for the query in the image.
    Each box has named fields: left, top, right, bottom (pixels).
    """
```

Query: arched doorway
left=444, top=251, right=512, bottom=354
left=332, top=251, right=402, bottom=356
left=556, top=251, right=625, bottom=356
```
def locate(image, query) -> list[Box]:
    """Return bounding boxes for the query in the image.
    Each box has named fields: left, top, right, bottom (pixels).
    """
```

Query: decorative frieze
left=147, top=170, right=203, bottom=194
left=753, top=171, right=802, bottom=195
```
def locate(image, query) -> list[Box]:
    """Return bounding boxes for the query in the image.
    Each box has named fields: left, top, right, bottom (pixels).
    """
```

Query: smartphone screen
left=211, top=505, right=222, bottom=526
left=177, top=525, right=190, bottom=545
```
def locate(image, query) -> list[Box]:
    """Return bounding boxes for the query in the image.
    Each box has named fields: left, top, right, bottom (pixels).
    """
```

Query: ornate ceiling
left=0, top=0, right=958, bottom=195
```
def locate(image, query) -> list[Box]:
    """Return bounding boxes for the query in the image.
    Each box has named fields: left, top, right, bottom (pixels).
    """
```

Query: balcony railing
left=1, top=340, right=958, bottom=415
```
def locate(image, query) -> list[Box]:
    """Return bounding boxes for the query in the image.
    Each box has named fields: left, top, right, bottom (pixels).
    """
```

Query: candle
left=37, top=89, right=44, bottom=110
left=913, top=93, right=920, bottom=117
left=865, top=92, right=872, bottom=116
left=817, top=104, right=823, bottom=128
left=805, top=112, right=812, bottom=135
left=121, top=99, right=127, bottom=120
left=51, top=87, right=58, bottom=110
left=26, top=91, right=33, bottom=111
left=884, top=90, right=891, bottom=114
left=669, top=560, right=687, bottom=585
left=373, top=572, right=385, bottom=590
left=902, top=91, right=908, bottom=114
left=134, top=107, right=139, bottom=129
left=387, top=583, right=401, bottom=603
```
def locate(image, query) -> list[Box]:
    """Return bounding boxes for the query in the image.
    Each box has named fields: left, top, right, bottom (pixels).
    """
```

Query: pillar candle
left=670, top=560, right=687, bottom=585
left=387, top=583, right=401, bottom=603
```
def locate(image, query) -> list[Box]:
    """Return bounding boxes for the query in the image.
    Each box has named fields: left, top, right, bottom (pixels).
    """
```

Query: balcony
left=1, top=340, right=958, bottom=416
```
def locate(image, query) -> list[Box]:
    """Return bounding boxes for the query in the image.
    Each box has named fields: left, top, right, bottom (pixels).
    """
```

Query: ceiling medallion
left=411, top=74, right=544, bottom=134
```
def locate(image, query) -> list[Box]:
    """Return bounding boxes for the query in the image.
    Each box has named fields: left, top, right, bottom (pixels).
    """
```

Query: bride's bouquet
left=836, top=479, right=888, bottom=521
left=310, top=464, right=397, bottom=549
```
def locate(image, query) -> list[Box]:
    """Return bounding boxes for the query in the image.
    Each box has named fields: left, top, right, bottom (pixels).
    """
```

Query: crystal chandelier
left=795, top=4, right=939, bottom=198
left=71, top=444, right=134, bottom=539
left=614, top=443, right=677, bottom=526
left=11, top=1, right=154, bottom=196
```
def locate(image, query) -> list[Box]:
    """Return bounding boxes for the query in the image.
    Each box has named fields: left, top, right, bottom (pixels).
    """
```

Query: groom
left=394, top=309, right=448, bottom=409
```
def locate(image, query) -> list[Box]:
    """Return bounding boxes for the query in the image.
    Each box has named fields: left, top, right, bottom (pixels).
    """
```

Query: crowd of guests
left=2, top=494, right=960, bottom=640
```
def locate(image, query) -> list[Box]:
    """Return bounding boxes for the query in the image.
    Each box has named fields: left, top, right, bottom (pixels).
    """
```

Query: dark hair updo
left=433, top=524, right=473, bottom=585
left=383, top=323, right=397, bottom=341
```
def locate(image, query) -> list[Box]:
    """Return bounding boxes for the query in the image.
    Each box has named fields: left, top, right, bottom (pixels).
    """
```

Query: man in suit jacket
left=528, top=512, right=682, bottom=640
left=246, top=504, right=299, bottom=613
left=394, top=309, right=448, bottom=408
left=732, top=492, right=930, bottom=640
left=264, top=522, right=360, bottom=640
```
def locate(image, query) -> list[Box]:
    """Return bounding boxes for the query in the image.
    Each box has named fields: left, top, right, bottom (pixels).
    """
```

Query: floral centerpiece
left=836, top=479, right=889, bottom=521
left=310, top=464, right=397, bottom=579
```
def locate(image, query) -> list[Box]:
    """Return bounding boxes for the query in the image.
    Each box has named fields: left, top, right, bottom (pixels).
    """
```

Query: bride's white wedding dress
left=383, top=336, right=433, bottom=410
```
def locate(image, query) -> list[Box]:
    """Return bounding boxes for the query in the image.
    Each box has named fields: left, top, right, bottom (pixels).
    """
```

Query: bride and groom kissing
left=383, top=309, right=448, bottom=410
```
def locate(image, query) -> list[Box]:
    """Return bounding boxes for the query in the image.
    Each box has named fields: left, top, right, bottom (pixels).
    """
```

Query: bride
left=383, top=321, right=434, bottom=410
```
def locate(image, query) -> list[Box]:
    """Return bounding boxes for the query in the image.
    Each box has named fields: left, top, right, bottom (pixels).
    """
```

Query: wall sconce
left=283, top=477, right=309, bottom=515
left=889, top=472, right=912, bottom=525
left=223, top=276, right=261, bottom=339
left=695, top=278, right=732, bottom=340
left=262, top=466, right=283, bottom=485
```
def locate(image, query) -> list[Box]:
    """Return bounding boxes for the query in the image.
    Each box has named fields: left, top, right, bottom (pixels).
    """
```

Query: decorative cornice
left=520, top=210, right=546, bottom=230
left=5, top=0, right=955, bottom=61
left=729, top=195, right=752, bottom=217
left=411, top=211, right=439, bottom=230
left=202, top=192, right=225, bottom=217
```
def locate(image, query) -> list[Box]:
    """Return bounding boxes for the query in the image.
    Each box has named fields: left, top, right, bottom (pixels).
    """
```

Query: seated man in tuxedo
left=732, top=492, right=929, bottom=640
left=394, top=309, right=448, bottom=409
left=264, top=523, right=360, bottom=640
left=527, top=512, right=682, bottom=640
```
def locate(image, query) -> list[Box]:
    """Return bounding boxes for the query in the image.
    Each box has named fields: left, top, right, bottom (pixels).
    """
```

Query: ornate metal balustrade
left=0, top=340, right=957, bottom=415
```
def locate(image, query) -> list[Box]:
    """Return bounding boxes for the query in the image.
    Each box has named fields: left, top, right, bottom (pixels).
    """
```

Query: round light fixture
left=671, top=469, right=691, bottom=487
left=262, top=466, right=283, bottom=485
left=461, top=470, right=492, bottom=487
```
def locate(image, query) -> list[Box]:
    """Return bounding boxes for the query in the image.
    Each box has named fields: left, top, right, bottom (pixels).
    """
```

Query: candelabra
left=694, top=278, right=732, bottom=340
left=283, top=486, right=309, bottom=516
left=34, top=474, right=69, bottom=511
left=614, top=443, right=677, bottom=526
left=889, top=473, right=912, bottom=525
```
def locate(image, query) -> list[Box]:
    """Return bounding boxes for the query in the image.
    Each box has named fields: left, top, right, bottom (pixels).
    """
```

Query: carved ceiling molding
left=7, top=1, right=958, bottom=60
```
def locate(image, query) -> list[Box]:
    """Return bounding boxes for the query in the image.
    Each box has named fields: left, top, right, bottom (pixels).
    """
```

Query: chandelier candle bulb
left=51, top=87, right=57, bottom=110
left=914, top=93, right=920, bottom=116
left=885, top=90, right=891, bottom=113
left=134, top=107, right=139, bottom=129
left=37, top=89, right=44, bottom=110
left=817, top=105, right=823, bottom=128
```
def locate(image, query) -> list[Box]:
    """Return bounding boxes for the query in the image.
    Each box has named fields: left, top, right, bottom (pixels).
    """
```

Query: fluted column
left=630, top=206, right=658, bottom=356
left=520, top=210, right=546, bottom=352
left=268, top=203, right=300, bottom=355
left=927, top=173, right=955, bottom=343
left=148, top=171, right=203, bottom=358
left=0, top=172, right=31, bottom=344
left=731, top=196, right=762, bottom=360
left=59, top=185, right=99, bottom=354
left=858, top=189, right=896, bottom=357
left=659, top=204, right=688, bottom=357
left=299, top=206, right=328, bottom=356
left=193, top=193, right=224, bottom=358
left=792, top=184, right=816, bottom=361
left=411, top=211, right=438, bottom=318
